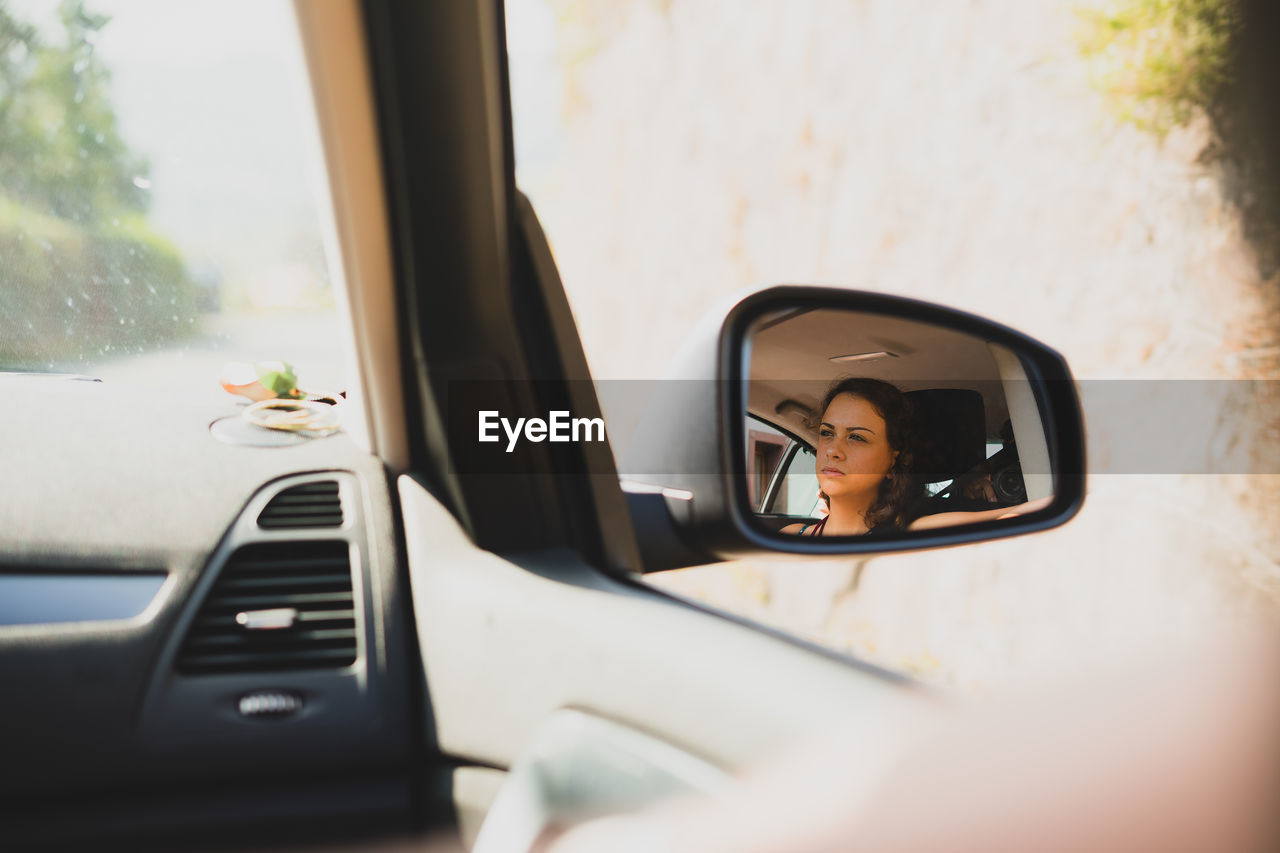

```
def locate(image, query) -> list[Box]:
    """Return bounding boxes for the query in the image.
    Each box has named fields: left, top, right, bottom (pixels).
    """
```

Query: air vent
left=257, top=481, right=344, bottom=529
left=177, top=541, right=357, bottom=675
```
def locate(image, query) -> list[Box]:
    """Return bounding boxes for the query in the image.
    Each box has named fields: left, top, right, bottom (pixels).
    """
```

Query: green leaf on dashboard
left=254, top=361, right=300, bottom=397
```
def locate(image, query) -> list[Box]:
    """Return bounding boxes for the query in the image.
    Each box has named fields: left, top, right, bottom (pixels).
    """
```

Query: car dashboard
left=0, top=376, right=416, bottom=848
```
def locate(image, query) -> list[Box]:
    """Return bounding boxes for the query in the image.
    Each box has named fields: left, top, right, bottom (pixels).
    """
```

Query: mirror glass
left=744, top=307, right=1055, bottom=538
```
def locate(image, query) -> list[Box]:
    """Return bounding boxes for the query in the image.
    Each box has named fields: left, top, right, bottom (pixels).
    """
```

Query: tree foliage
left=1076, top=0, right=1239, bottom=137
left=0, top=0, right=194, bottom=369
left=0, top=0, right=148, bottom=219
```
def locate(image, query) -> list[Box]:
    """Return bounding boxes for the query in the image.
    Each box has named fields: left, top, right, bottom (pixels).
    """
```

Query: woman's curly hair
left=805, top=377, right=928, bottom=531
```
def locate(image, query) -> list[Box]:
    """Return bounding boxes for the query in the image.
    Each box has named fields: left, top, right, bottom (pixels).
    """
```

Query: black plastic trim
left=138, top=472, right=399, bottom=770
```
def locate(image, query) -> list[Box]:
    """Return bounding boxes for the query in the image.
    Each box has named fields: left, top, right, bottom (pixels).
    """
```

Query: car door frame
left=299, top=0, right=934, bottom=841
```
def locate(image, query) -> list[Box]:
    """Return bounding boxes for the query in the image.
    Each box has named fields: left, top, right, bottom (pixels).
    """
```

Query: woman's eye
left=819, top=429, right=833, bottom=438
left=849, top=433, right=867, bottom=443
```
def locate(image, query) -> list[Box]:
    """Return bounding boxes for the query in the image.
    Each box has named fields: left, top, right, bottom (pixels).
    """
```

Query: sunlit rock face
left=508, top=0, right=1280, bottom=689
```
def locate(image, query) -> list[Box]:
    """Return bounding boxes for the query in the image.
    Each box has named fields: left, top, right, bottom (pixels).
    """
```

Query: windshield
left=0, top=0, right=345, bottom=399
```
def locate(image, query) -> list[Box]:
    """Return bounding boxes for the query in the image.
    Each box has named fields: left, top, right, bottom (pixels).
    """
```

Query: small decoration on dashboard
left=219, top=360, right=305, bottom=402
left=242, top=398, right=343, bottom=437
left=216, top=361, right=346, bottom=441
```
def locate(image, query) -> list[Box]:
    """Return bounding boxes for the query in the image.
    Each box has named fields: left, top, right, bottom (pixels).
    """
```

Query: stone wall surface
left=510, top=0, right=1280, bottom=690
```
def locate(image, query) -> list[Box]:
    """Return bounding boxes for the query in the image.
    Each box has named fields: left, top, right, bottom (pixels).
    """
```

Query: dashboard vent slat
left=184, top=627, right=357, bottom=651
left=227, top=555, right=350, bottom=573
left=202, top=591, right=354, bottom=610
left=178, top=541, right=358, bottom=675
left=257, top=481, right=344, bottom=529
left=178, top=647, right=358, bottom=673
left=193, top=609, right=356, bottom=632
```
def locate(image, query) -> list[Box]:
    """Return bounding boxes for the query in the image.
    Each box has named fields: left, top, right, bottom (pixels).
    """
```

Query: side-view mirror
left=619, top=286, right=1085, bottom=570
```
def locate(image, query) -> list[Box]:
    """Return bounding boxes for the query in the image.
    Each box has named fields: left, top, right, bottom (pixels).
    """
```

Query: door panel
left=400, top=475, right=929, bottom=774
left=453, top=767, right=508, bottom=849
left=471, top=709, right=729, bottom=852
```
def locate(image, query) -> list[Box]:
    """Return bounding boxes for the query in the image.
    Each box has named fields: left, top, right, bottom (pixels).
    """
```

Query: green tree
left=1076, top=0, right=1239, bottom=137
left=1, top=0, right=148, bottom=221
left=0, top=0, right=194, bottom=369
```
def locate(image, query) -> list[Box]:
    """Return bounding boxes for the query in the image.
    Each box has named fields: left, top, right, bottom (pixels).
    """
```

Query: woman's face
left=815, top=393, right=898, bottom=501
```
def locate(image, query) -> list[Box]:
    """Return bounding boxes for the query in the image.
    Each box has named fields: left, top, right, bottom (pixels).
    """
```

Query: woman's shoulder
left=780, top=522, right=808, bottom=535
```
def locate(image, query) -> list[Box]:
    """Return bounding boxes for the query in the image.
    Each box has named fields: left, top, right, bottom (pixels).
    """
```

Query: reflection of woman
left=780, top=378, right=1049, bottom=537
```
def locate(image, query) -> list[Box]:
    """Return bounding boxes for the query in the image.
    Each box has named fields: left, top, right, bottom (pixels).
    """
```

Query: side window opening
left=775, top=443, right=820, bottom=517
left=745, top=416, right=790, bottom=511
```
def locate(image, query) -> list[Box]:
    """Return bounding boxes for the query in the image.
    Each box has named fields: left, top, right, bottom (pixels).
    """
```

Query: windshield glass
left=0, top=0, right=344, bottom=399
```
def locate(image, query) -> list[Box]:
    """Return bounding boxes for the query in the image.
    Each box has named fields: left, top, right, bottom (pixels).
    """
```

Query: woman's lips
left=821, top=467, right=844, bottom=476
